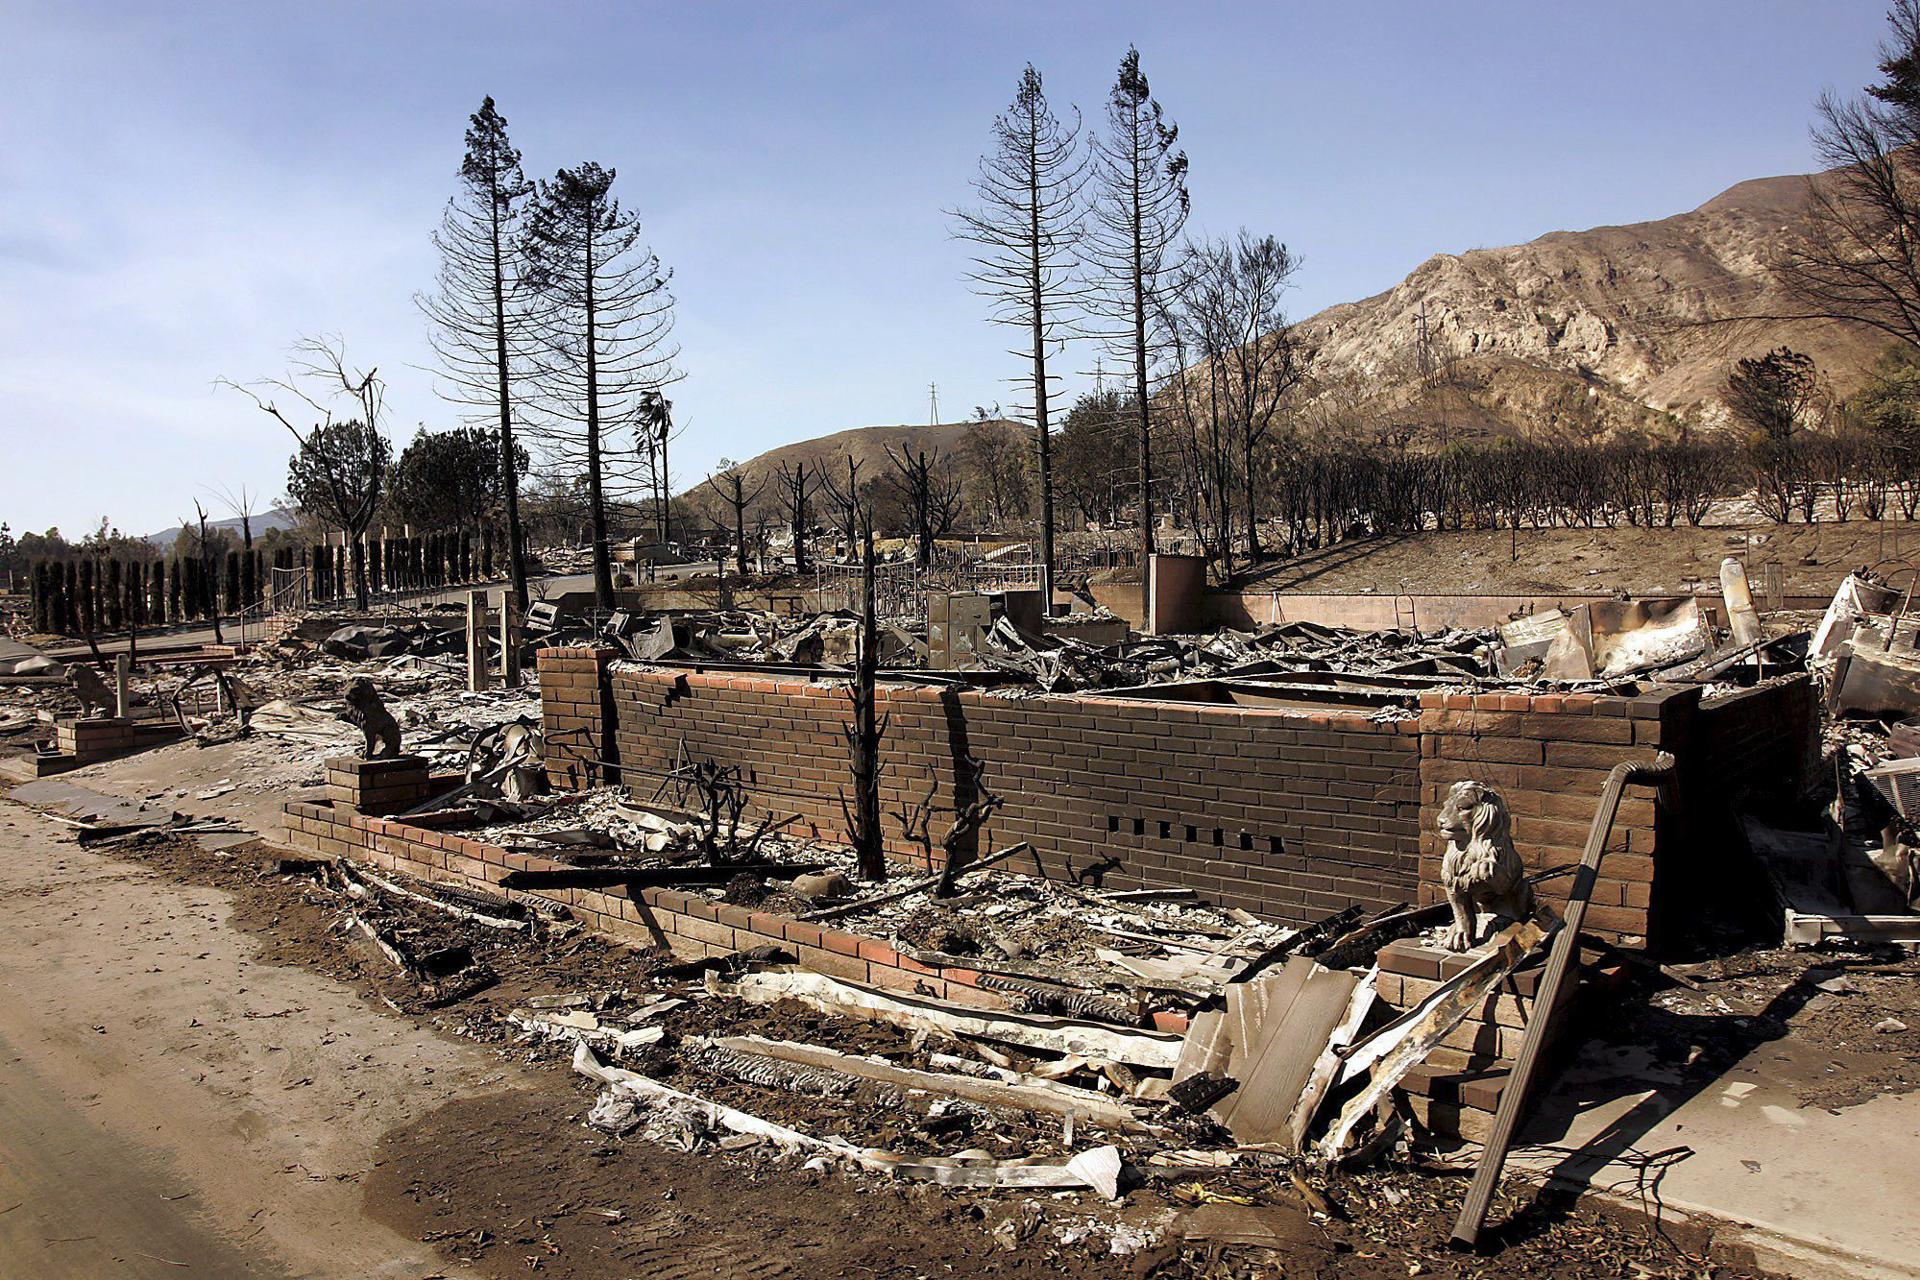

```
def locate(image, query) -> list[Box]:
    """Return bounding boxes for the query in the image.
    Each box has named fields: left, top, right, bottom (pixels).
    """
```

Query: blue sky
left=0, top=0, right=1893, bottom=537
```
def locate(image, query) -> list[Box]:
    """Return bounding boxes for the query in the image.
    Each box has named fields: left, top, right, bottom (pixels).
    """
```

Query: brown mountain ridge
left=701, top=168, right=1886, bottom=494
left=1292, top=170, right=1883, bottom=440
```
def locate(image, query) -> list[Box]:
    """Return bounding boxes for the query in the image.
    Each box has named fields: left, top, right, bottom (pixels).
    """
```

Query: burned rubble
left=4, top=554, right=1913, bottom=1280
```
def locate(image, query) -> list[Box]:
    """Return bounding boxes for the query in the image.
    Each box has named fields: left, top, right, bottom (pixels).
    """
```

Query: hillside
left=699, top=170, right=1888, bottom=477
left=1292, top=170, right=1884, bottom=440
left=144, top=507, right=298, bottom=549
left=695, top=420, right=1017, bottom=500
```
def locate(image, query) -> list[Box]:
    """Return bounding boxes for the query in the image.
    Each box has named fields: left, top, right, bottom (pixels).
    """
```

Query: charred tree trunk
left=845, top=521, right=887, bottom=882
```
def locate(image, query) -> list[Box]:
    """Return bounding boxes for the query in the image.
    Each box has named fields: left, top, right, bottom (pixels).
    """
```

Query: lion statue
left=1436, top=779, right=1535, bottom=952
left=339, top=677, right=402, bottom=759
left=66, top=662, right=116, bottom=719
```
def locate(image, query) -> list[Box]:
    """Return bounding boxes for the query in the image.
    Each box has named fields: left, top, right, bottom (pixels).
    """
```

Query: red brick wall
left=1690, top=675, right=1818, bottom=811
left=1415, top=687, right=1696, bottom=944
left=538, top=646, right=619, bottom=790
left=605, top=667, right=1426, bottom=925
left=541, top=661, right=1817, bottom=949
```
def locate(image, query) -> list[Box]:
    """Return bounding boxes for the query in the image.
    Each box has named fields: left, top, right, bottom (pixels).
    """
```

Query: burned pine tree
left=519, top=161, right=678, bottom=610
left=951, top=64, right=1088, bottom=602
left=1088, top=47, right=1189, bottom=618
left=418, top=96, right=536, bottom=615
left=704, top=463, right=766, bottom=577
left=776, top=460, right=815, bottom=574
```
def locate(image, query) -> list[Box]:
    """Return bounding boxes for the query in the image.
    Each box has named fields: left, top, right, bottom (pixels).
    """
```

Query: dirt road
left=0, top=802, right=496, bottom=1278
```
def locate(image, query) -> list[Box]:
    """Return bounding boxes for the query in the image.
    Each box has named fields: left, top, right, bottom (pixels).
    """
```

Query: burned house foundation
left=537, top=646, right=1818, bottom=949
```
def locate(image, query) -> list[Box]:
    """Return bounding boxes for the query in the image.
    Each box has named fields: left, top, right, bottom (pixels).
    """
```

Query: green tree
left=1055, top=388, right=1133, bottom=524
left=1727, top=347, right=1819, bottom=522
left=388, top=425, right=528, bottom=533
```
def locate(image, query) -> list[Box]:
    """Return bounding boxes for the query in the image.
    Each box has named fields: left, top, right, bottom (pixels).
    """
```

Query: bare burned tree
left=1154, top=285, right=1233, bottom=573
left=1088, top=47, right=1189, bottom=619
left=211, top=481, right=262, bottom=612
left=931, top=458, right=965, bottom=537
left=933, top=755, right=1003, bottom=898
left=1173, top=232, right=1303, bottom=565
left=951, top=64, right=1088, bottom=602
left=705, top=462, right=765, bottom=577
left=637, top=389, right=675, bottom=544
left=775, top=460, right=814, bottom=574
left=519, top=161, right=678, bottom=609
left=886, top=445, right=944, bottom=566
left=221, top=337, right=390, bottom=610
left=192, top=500, right=224, bottom=645
left=416, top=96, right=534, bottom=614
left=1765, top=2, right=1920, bottom=352
left=816, top=455, right=866, bottom=558
left=840, top=517, right=887, bottom=881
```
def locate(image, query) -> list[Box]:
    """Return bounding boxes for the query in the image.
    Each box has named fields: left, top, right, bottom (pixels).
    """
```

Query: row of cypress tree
left=304, top=528, right=495, bottom=603
left=29, top=526, right=502, bottom=634
left=29, top=550, right=259, bottom=636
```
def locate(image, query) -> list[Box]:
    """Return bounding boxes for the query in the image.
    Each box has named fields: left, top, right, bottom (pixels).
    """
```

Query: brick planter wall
left=603, top=665, right=1424, bottom=925
left=38, top=717, right=185, bottom=774
left=279, top=796, right=1021, bottom=1009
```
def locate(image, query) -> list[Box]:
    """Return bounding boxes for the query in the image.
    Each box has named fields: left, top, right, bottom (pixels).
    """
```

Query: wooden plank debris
left=571, top=1041, right=1126, bottom=1195
left=1208, top=958, right=1362, bottom=1148
left=709, top=969, right=1184, bottom=1069
left=706, top=1034, right=1145, bottom=1131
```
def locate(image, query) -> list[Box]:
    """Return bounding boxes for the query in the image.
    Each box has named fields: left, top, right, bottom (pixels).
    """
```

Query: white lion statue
left=1436, top=779, right=1536, bottom=952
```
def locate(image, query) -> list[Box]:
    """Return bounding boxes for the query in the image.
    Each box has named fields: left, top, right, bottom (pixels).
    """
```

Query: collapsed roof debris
left=1732, top=566, right=1920, bottom=949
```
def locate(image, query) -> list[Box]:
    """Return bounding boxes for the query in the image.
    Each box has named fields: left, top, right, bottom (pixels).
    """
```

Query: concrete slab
left=1512, top=1033, right=1920, bottom=1280
left=8, top=778, right=177, bottom=828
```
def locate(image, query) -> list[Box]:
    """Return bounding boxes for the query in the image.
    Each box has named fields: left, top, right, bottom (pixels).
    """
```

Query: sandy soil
left=1239, top=522, right=1920, bottom=598
left=0, top=801, right=494, bottom=1278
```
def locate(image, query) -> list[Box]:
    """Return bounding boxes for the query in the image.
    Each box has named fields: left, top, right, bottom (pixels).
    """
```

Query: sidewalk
left=1513, top=1029, right=1920, bottom=1280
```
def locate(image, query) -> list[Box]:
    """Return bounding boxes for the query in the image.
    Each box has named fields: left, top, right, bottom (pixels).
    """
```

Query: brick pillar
left=55, top=717, right=138, bottom=758
left=538, top=645, right=620, bottom=790
left=325, top=754, right=432, bottom=815
left=1416, top=685, right=1698, bottom=949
